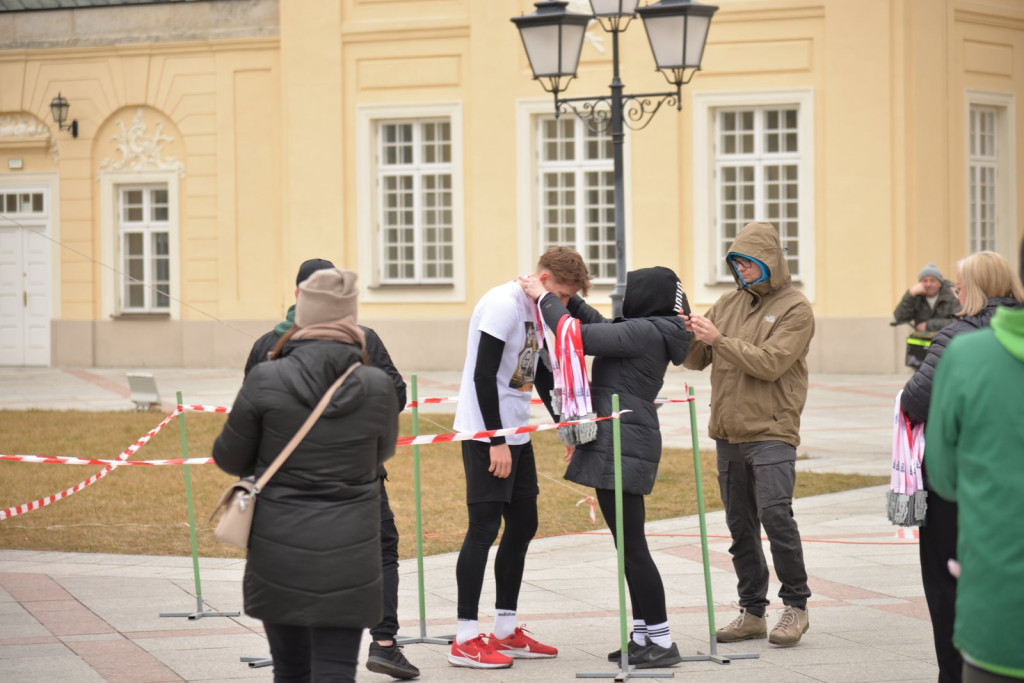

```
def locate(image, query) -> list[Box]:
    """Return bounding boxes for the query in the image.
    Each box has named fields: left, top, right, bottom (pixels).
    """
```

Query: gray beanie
left=918, top=263, right=943, bottom=281
left=295, top=268, right=358, bottom=327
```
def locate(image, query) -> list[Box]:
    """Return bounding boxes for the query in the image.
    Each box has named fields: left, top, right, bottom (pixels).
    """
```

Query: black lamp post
left=49, top=92, right=78, bottom=138
left=513, top=0, right=716, bottom=316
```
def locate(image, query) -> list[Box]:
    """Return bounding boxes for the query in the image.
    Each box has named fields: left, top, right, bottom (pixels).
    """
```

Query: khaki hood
left=726, top=221, right=792, bottom=296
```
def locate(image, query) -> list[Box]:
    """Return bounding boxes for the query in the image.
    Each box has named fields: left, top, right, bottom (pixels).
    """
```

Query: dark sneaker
left=366, top=642, right=421, bottom=679
left=629, top=641, right=682, bottom=669
left=768, top=606, right=809, bottom=647
left=715, top=607, right=767, bottom=642
left=607, top=635, right=647, bottom=662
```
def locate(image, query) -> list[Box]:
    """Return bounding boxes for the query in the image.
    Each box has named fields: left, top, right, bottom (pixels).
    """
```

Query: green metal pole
left=689, top=385, right=717, bottom=636
left=177, top=391, right=203, bottom=611
left=412, top=375, right=427, bottom=637
left=612, top=394, right=629, bottom=671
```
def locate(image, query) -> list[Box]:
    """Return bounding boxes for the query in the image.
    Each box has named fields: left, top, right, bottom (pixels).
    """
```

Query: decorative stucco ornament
left=0, top=113, right=60, bottom=161
left=98, top=108, right=185, bottom=177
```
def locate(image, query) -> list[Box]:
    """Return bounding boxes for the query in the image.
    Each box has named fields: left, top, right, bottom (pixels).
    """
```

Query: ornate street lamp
left=49, top=92, right=78, bottom=138
left=513, top=0, right=717, bottom=316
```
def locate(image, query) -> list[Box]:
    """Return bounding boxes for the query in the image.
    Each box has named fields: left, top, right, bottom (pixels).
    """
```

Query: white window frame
left=516, top=98, right=632, bottom=306
left=117, top=184, right=171, bottom=313
left=99, top=171, right=180, bottom=319
left=692, top=89, right=815, bottom=304
left=356, top=102, right=465, bottom=304
left=965, top=90, right=1017, bottom=261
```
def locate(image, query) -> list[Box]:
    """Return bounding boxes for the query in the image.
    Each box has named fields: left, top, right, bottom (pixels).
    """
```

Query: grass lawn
left=0, top=410, right=887, bottom=560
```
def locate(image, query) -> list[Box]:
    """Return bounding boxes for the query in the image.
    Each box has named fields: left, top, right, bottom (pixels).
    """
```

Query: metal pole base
left=240, top=656, right=272, bottom=668
left=577, top=668, right=672, bottom=680
left=396, top=635, right=453, bottom=645
left=158, top=609, right=240, bottom=620
left=679, top=635, right=759, bottom=665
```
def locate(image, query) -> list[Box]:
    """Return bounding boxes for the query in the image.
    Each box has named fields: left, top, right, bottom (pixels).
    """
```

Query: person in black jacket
left=900, top=250, right=1024, bottom=683
left=214, top=268, right=399, bottom=683
left=523, top=266, right=692, bottom=670
left=893, top=263, right=962, bottom=333
left=245, top=258, right=418, bottom=680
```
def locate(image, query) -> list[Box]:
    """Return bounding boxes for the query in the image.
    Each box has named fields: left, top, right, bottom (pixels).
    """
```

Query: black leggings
left=595, top=488, right=668, bottom=625
left=263, top=621, right=362, bottom=683
left=456, top=497, right=539, bottom=620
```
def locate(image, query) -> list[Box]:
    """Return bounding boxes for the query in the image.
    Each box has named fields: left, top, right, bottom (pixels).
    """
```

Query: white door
left=0, top=188, right=51, bottom=366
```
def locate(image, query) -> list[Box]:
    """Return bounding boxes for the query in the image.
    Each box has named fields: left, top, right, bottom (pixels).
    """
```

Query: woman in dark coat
left=900, top=251, right=1024, bottom=683
left=523, top=266, right=691, bottom=670
left=213, top=268, right=399, bottom=683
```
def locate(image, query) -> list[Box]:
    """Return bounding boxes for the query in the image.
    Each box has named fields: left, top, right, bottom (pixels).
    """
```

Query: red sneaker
left=448, top=635, right=514, bottom=669
left=488, top=626, right=558, bottom=659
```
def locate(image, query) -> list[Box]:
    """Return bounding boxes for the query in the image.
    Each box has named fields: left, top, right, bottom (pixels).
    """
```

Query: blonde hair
left=957, top=251, right=1024, bottom=317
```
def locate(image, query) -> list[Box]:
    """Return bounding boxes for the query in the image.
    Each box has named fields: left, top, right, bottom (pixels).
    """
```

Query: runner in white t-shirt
left=448, top=247, right=592, bottom=669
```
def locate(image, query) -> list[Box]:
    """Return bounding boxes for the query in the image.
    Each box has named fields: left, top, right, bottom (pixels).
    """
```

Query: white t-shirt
left=454, top=281, right=540, bottom=445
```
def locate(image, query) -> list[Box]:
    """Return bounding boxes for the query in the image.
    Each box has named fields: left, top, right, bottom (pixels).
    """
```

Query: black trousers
left=594, top=488, right=668, bottom=625
left=716, top=440, right=811, bottom=616
left=456, top=497, right=539, bottom=620
left=963, top=662, right=1020, bottom=682
left=920, top=481, right=962, bottom=683
left=263, top=621, right=362, bottom=683
left=370, top=479, right=400, bottom=642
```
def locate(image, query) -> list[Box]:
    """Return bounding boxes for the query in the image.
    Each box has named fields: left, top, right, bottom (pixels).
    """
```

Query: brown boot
left=768, top=606, right=809, bottom=647
left=715, top=608, right=767, bottom=642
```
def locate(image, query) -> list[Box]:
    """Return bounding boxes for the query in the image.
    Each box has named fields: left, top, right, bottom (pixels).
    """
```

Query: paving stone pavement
left=0, top=366, right=933, bottom=682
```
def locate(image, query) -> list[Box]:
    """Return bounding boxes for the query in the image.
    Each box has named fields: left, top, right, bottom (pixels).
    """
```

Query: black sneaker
left=629, top=641, right=682, bottom=669
left=366, top=642, right=420, bottom=680
left=607, top=636, right=647, bottom=662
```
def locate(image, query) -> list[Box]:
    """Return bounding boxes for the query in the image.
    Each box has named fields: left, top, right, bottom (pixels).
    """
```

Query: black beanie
left=296, top=258, right=336, bottom=287
left=622, top=266, right=690, bottom=318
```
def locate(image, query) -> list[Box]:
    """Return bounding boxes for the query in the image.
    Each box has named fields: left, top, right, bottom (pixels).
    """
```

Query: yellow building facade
left=0, top=0, right=1022, bottom=373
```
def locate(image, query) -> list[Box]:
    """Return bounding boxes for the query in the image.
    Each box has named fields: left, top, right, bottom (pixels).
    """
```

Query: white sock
left=456, top=619, right=479, bottom=645
left=493, top=609, right=517, bottom=639
left=632, top=620, right=647, bottom=646
left=647, top=621, right=671, bottom=648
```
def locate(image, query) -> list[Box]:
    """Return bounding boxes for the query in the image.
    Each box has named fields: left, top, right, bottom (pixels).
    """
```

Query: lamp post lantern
left=513, top=0, right=716, bottom=316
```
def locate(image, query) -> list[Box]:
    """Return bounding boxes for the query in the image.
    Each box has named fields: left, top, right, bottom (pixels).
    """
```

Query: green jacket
left=893, top=281, right=961, bottom=332
left=683, top=222, right=815, bottom=447
left=926, top=305, right=1024, bottom=679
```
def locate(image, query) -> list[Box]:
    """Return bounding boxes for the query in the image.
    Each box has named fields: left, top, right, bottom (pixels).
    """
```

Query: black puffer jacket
left=540, top=290, right=691, bottom=495
left=901, top=297, right=1018, bottom=424
left=213, top=339, right=398, bottom=628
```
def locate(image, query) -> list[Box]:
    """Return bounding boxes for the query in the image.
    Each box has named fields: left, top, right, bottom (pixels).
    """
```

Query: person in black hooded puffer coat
left=522, top=266, right=691, bottom=670
left=899, top=250, right=1024, bottom=683
left=213, top=268, right=399, bottom=683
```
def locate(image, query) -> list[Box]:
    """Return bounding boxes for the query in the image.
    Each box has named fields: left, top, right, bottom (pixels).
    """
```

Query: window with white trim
left=715, top=107, right=800, bottom=281
left=968, top=105, right=997, bottom=253
left=691, top=89, right=815, bottom=304
left=118, top=184, right=170, bottom=312
left=537, top=115, right=616, bottom=283
left=376, top=119, right=454, bottom=284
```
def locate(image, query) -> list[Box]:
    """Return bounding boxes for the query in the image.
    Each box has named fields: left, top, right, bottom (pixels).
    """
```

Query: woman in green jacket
left=926, top=239, right=1024, bottom=682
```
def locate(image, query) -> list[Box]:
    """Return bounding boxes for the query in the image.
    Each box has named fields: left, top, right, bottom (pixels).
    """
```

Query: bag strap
left=252, top=361, right=361, bottom=493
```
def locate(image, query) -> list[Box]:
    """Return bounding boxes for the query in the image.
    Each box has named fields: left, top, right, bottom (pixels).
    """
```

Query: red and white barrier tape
left=0, top=408, right=183, bottom=520
left=0, top=454, right=214, bottom=467
left=406, top=393, right=693, bottom=409
left=395, top=411, right=631, bottom=447
left=577, top=496, right=596, bottom=523
left=181, top=404, right=230, bottom=413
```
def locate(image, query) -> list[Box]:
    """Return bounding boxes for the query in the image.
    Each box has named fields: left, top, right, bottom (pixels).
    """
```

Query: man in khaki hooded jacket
left=683, top=221, right=814, bottom=647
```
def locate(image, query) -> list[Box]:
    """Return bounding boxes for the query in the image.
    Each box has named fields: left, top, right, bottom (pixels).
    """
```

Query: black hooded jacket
left=901, top=297, right=1019, bottom=425
left=538, top=267, right=692, bottom=495
left=213, top=338, right=398, bottom=628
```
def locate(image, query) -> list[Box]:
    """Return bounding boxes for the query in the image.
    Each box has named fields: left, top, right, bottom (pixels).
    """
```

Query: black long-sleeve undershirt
left=473, top=331, right=557, bottom=446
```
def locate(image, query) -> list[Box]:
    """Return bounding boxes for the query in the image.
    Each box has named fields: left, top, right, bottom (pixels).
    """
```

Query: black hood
left=622, top=266, right=690, bottom=318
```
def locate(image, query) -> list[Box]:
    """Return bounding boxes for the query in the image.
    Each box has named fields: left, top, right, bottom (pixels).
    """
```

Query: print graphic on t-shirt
left=509, top=321, right=538, bottom=391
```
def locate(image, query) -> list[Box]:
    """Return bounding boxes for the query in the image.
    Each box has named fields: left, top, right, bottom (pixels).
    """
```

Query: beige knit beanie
left=295, top=268, right=358, bottom=327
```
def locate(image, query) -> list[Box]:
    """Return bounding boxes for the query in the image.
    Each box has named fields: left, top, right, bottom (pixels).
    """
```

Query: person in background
left=246, top=258, right=417, bottom=680
left=894, top=263, right=962, bottom=332
left=521, top=265, right=691, bottom=669
left=925, top=238, right=1024, bottom=683
left=447, top=246, right=590, bottom=669
left=901, top=250, right=1024, bottom=683
left=214, top=268, right=399, bottom=683
left=683, top=221, right=814, bottom=647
